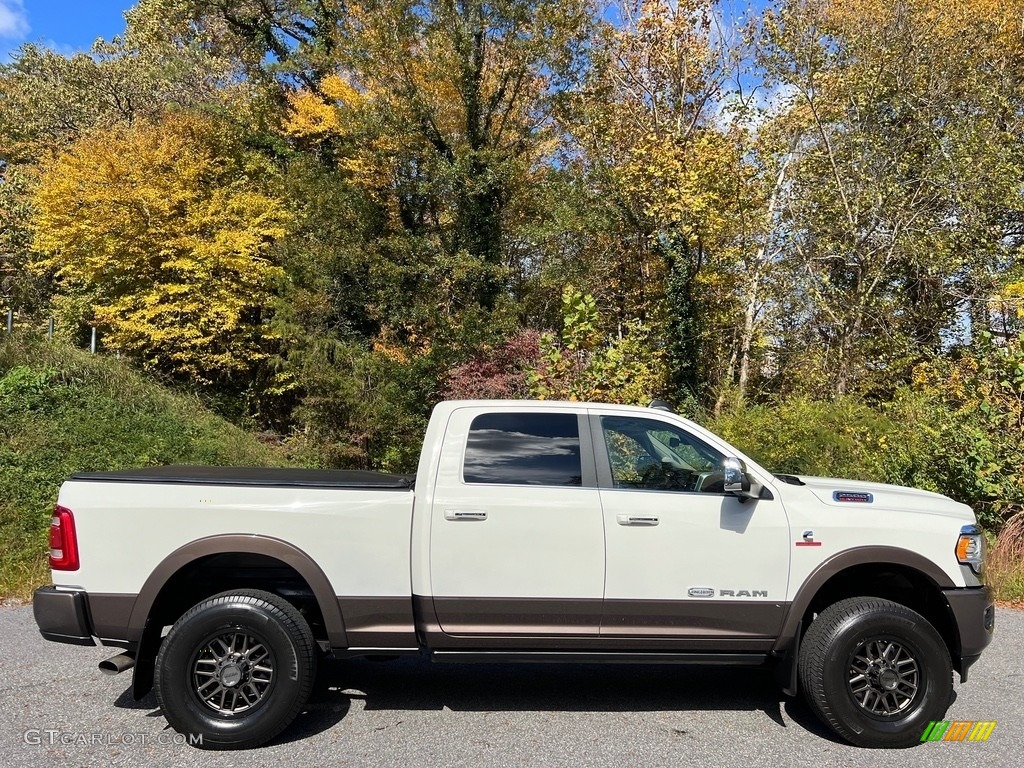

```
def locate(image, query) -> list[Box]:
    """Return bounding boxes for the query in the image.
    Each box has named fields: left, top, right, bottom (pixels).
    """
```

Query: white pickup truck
left=34, top=399, right=993, bottom=749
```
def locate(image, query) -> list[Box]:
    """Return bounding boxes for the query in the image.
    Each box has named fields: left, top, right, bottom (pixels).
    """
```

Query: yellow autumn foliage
left=282, top=72, right=407, bottom=206
left=30, top=113, right=291, bottom=381
left=283, top=73, right=366, bottom=141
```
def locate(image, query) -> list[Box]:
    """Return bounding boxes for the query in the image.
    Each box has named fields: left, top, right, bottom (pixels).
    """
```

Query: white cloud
left=0, top=1, right=29, bottom=40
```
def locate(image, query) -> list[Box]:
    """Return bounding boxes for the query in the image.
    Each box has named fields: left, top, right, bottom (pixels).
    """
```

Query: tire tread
left=798, top=596, right=951, bottom=748
left=154, top=588, right=317, bottom=750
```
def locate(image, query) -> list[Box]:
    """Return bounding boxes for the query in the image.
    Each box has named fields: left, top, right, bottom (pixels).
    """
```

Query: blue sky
left=0, top=1, right=131, bottom=61
left=0, top=1, right=772, bottom=63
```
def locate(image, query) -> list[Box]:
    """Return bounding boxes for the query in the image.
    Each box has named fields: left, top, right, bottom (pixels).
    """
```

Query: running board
left=429, top=650, right=769, bottom=665
left=332, top=647, right=421, bottom=659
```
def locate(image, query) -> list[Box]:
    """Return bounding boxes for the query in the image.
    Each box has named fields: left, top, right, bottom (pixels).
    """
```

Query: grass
left=989, top=509, right=1024, bottom=605
left=0, top=335, right=289, bottom=599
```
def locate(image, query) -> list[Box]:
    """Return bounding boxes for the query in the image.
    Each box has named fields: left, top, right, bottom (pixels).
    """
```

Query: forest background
left=1, top=1, right=1023, bottom=597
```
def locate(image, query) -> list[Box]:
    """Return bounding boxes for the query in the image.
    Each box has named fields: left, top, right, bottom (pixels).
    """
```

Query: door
left=593, top=411, right=791, bottom=648
left=428, top=408, right=606, bottom=636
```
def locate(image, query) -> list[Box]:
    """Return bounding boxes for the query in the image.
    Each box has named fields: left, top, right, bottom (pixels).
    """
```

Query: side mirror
left=722, top=457, right=757, bottom=499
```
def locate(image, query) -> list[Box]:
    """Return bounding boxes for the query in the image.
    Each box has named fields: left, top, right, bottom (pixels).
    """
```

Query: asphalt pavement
left=1, top=604, right=1020, bottom=768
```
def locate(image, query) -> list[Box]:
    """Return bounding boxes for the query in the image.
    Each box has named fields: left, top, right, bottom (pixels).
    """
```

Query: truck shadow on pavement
left=282, top=657, right=844, bottom=746
left=114, top=656, right=865, bottom=747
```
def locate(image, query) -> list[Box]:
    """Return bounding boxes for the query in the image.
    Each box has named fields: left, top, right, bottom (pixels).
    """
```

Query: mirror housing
left=722, top=457, right=759, bottom=499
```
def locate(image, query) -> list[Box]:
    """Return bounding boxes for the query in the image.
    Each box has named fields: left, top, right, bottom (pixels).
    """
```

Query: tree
left=0, top=26, right=249, bottom=326
left=762, top=0, right=1024, bottom=395
left=528, top=285, right=666, bottom=404
left=566, top=1, right=752, bottom=405
left=30, top=113, right=290, bottom=383
left=0, top=36, right=240, bottom=165
left=127, top=0, right=347, bottom=95
left=0, top=165, right=46, bottom=316
left=153, top=0, right=597, bottom=319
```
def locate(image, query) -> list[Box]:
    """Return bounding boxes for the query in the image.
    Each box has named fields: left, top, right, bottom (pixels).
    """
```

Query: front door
left=428, top=408, right=605, bottom=636
left=592, top=411, right=791, bottom=649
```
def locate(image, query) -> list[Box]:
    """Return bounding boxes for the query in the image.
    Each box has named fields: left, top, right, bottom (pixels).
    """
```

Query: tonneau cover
left=70, top=465, right=414, bottom=490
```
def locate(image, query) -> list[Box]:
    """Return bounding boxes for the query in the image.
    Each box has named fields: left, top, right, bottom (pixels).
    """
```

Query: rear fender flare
left=128, top=534, right=347, bottom=647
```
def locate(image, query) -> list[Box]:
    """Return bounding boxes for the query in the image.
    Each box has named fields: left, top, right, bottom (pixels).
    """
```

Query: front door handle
left=444, top=509, right=488, bottom=521
left=617, top=514, right=659, bottom=526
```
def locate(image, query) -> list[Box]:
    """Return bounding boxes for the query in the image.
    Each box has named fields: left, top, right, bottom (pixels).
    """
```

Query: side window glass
left=600, top=415, right=726, bottom=493
left=464, top=413, right=582, bottom=486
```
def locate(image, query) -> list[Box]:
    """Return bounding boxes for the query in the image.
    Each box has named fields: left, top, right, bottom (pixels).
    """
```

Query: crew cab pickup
left=34, top=400, right=994, bottom=749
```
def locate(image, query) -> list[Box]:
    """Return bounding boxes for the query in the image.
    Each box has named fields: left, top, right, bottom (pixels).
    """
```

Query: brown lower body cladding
left=87, top=593, right=138, bottom=645
left=414, top=596, right=787, bottom=652
left=86, top=593, right=787, bottom=653
left=337, top=596, right=419, bottom=647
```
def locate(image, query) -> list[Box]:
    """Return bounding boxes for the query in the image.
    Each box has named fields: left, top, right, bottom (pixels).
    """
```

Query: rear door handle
left=617, top=514, right=659, bottom=526
left=444, top=509, right=488, bottom=521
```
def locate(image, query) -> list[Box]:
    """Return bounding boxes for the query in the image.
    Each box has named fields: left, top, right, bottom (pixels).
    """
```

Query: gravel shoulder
left=1, top=604, right=1020, bottom=768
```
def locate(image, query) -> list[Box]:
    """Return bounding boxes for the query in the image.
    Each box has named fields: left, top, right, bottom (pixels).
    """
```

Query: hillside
left=0, top=336, right=289, bottom=598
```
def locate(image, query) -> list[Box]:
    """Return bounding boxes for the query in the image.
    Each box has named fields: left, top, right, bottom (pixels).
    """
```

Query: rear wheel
left=798, top=596, right=952, bottom=748
left=154, top=589, right=317, bottom=749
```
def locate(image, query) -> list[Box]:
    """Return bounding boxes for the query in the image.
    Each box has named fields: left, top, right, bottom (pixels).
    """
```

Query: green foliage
left=0, top=38, right=240, bottom=164
left=0, top=336, right=288, bottom=598
left=709, top=396, right=894, bottom=481
left=0, top=167, right=48, bottom=318
left=528, top=286, right=666, bottom=405
left=283, top=340, right=438, bottom=473
left=891, top=339, right=1024, bottom=528
left=664, top=240, right=704, bottom=404
left=710, top=377, right=1024, bottom=532
left=761, top=0, right=1024, bottom=395
left=880, top=392, right=1020, bottom=529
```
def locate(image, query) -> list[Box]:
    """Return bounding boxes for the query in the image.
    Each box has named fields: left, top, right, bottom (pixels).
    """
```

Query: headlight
left=956, top=524, right=985, bottom=576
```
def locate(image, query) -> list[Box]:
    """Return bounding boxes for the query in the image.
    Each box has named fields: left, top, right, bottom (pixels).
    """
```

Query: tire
left=798, top=596, right=952, bottom=748
left=154, top=589, right=317, bottom=750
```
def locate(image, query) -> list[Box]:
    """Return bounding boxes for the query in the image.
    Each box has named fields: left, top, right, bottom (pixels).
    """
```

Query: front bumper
left=33, top=586, right=96, bottom=646
left=943, top=586, right=994, bottom=681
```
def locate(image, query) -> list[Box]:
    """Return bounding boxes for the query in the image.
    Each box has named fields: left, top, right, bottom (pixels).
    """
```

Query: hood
left=779, top=475, right=976, bottom=522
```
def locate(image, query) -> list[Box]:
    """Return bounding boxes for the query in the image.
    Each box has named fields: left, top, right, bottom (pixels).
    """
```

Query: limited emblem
left=687, top=587, right=715, bottom=598
left=833, top=490, right=874, bottom=503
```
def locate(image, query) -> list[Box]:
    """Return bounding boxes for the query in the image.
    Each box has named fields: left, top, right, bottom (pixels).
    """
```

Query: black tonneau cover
left=70, top=466, right=414, bottom=490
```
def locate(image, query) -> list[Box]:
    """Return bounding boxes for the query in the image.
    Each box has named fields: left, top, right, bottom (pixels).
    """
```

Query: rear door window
left=463, top=412, right=582, bottom=486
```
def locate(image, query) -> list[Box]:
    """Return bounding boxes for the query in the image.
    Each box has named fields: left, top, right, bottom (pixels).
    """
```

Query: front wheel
left=798, top=596, right=952, bottom=748
left=154, top=589, right=317, bottom=749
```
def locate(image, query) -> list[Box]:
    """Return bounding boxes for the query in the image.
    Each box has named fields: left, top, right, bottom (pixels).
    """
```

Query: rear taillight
left=49, top=505, right=79, bottom=571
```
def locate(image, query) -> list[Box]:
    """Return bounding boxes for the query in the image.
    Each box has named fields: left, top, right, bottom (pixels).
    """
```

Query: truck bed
left=70, top=466, right=414, bottom=490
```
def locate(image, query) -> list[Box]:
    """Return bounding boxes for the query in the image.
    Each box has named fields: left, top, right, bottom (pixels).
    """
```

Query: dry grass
left=989, top=507, right=1024, bottom=604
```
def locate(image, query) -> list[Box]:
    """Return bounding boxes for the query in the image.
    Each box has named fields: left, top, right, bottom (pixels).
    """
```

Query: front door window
left=600, top=415, right=727, bottom=493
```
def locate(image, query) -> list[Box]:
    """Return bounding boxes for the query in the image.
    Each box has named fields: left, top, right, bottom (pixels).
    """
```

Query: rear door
left=428, top=407, right=605, bottom=636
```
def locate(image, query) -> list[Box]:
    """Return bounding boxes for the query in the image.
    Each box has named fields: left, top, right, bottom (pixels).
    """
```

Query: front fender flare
left=774, top=545, right=955, bottom=655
